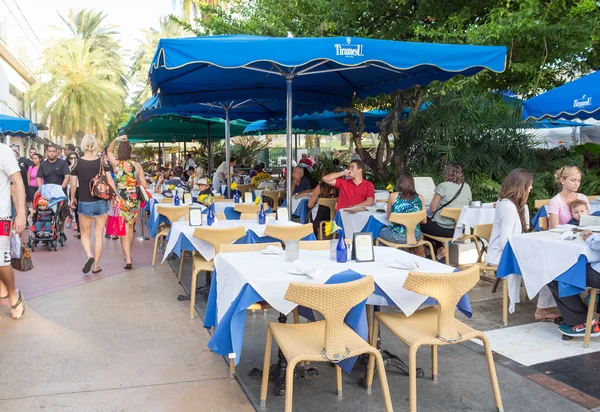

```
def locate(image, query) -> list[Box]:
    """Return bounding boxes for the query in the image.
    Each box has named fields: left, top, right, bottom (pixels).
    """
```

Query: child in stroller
left=32, top=197, right=54, bottom=238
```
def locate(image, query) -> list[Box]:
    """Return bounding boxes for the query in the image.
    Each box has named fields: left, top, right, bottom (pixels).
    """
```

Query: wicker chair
left=264, top=223, right=314, bottom=243
left=538, top=217, right=549, bottom=231
left=316, top=197, right=338, bottom=240
left=375, top=210, right=435, bottom=260
left=159, top=197, right=173, bottom=203
left=152, top=205, right=191, bottom=266
left=585, top=288, right=599, bottom=348
left=372, top=265, right=503, bottom=412
left=260, top=276, right=393, bottom=412
left=422, top=207, right=462, bottom=264
left=213, top=197, right=233, bottom=203
left=188, top=226, right=247, bottom=319
left=534, top=199, right=550, bottom=210
left=234, top=203, right=268, bottom=214
left=237, top=183, right=253, bottom=195
left=299, top=240, right=350, bottom=250
left=263, top=190, right=283, bottom=211
left=461, top=223, right=509, bottom=326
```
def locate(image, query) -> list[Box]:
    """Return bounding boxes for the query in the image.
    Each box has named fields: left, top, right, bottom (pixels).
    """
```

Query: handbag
left=90, top=160, right=114, bottom=200
left=10, top=232, right=33, bottom=272
left=428, top=182, right=465, bottom=219
left=106, top=205, right=127, bottom=236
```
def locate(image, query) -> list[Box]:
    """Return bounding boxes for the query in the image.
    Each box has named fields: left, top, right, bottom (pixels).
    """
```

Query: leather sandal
left=10, top=290, right=26, bottom=320
left=535, top=308, right=560, bottom=322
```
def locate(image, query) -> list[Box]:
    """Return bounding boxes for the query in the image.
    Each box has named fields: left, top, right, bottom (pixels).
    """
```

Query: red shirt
left=334, top=178, right=375, bottom=210
left=299, top=158, right=314, bottom=167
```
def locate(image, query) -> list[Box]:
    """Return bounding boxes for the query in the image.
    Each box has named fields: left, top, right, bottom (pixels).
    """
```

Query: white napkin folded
left=293, top=260, right=320, bottom=278
left=262, top=245, right=284, bottom=254
left=559, top=231, right=577, bottom=241
left=392, top=256, right=420, bottom=270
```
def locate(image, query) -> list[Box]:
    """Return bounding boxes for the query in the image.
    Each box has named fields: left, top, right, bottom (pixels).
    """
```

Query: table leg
left=359, top=306, right=424, bottom=388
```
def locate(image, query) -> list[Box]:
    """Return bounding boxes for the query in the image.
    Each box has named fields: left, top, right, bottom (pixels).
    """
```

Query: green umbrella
left=119, top=114, right=251, bottom=143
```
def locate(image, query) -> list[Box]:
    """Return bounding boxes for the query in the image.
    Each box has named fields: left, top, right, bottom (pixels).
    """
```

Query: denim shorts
left=78, top=200, right=109, bottom=218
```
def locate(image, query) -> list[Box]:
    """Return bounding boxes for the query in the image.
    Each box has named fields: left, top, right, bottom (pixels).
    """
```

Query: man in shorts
left=0, top=142, right=26, bottom=319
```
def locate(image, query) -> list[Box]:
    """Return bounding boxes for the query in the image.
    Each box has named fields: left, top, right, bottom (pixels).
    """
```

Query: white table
left=338, top=204, right=389, bottom=240
left=375, top=190, right=390, bottom=202
left=452, top=204, right=497, bottom=240
left=162, top=220, right=299, bottom=263
left=214, top=246, right=455, bottom=323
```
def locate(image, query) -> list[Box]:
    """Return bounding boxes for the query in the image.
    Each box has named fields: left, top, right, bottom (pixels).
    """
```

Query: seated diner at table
left=549, top=229, right=600, bottom=337
left=547, top=165, right=590, bottom=229
left=487, top=168, right=558, bottom=321
left=196, top=178, right=213, bottom=196
left=292, top=166, right=312, bottom=196
left=155, top=166, right=190, bottom=197
left=322, top=159, right=374, bottom=210
left=308, top=168, right=339, bottom=234
left=378, top=171, right=426, bottom=245
left=568, top=199, right=589, bottom=226
left=421, top=162, right=472, bottom=260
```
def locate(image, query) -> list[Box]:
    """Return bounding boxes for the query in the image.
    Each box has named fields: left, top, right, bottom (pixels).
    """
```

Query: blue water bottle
left=207, top=204, right=215, bottom=226
left=336, top=229, right=347, bottom=263
left=173, top=190, right=180, bottom=206
left=258, top=202, right=266, bottom=225
left=233, top=191, right=241, bottom=203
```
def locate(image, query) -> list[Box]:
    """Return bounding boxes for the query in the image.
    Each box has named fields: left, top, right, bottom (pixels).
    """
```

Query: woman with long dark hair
left=487, top=168, right=558, bottom=321
left=107, top=135, right=148, bottom=269
left=308, top=168, right=339, bottom=235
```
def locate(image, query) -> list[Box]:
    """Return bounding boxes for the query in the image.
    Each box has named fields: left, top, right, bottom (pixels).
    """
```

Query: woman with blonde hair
left=547, top=165, right=589, bottom=229
left=487, top=169, right=558, bottom=321
left=70, top=135, right=116, bottom=274
left=107, top=135, right=148, bottom=269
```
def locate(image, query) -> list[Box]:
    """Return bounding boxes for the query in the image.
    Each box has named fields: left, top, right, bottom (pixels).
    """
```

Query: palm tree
left=130, top=17, right=188, bottom=107
left=25, top=38, right=125, bottom=142
left=173, top=0, right=223, bottom=23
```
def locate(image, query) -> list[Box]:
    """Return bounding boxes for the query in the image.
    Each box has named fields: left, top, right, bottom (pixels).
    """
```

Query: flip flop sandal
left=92, top=268, right=103, bottom=274
left=11, top=290, right=25, bottom=320
left=83, top=257, right=95, bottom=274
left=124, top=263, right=132, bottom=270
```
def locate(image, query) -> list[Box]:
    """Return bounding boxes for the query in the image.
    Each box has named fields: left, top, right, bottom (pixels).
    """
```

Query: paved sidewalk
left=0, top=264, right=254, bottom=412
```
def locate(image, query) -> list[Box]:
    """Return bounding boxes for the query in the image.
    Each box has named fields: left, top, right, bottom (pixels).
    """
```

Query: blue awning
left=0, top=114, right=38, bottom=137
left=522, top=71, right=599, bottom=121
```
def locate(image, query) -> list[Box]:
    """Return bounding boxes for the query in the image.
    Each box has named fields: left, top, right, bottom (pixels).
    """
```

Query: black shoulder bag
left=428, top=182, right=465, bottom=219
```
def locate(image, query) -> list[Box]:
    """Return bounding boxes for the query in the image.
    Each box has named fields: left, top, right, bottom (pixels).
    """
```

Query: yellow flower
left=153, top=176, right=157, bottom=180
left=385, top=183, right=394, bottom=192
left=324, top=221, right=342, bottom=237
left=230, top=182, right=238, bottom=190
left=168, top=184, right=175, bottom=190
left=199, top=194, right=213, bottom=204
left=254, top=196, right=261, bottom=205
left=206, top=178, right=211, bottom=184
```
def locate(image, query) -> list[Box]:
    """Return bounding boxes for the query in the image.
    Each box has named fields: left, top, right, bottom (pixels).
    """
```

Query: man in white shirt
left=212, top=157, right=237, bottom=194
left=183, top=153, right=197, bottom=170
left=549, top=229, right=600, bottom=338
left=0, top=143, right=27, bottom=319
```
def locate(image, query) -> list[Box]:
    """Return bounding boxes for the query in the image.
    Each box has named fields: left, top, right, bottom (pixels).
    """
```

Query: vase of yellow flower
left=173, top=189, right=180, bottom=206
left=324, top=221, right=347, bottom=262
left=258, top=202, right=266, bottom=224
left=207, top=203, right=215, bottom=226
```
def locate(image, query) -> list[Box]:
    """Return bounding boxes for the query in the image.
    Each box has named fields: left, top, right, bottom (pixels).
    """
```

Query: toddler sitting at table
left=567, top=199, right=589, bottom=226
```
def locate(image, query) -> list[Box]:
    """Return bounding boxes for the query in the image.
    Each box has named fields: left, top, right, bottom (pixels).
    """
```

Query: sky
left=16, top=0, right=180, bottom=62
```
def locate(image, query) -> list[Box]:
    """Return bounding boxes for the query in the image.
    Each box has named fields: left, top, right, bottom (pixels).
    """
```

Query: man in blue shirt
left=291, top=166, right=311, bottom=196
left=548, top=229, right=600, bottom=338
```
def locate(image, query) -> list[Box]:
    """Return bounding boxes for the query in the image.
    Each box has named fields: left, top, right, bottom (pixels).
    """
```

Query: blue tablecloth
left=496, top=241, right=588, bottom=297
left=205, top=266, right=472, bottom=373
left=206, top=270, right=368, bottom=373
left=333, top=213, right=388, bottom=241
left=281, top=198, right=310, bottom=223
left=531, top=205, right=600, bottom=230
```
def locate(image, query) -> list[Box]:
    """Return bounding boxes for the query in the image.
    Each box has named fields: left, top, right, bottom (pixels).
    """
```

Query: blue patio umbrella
left=148, top=35, right=506, bottom=218
left=0, top=114, right=38, bottom=137
left=522, top=71, right=600, bottom=121
left=532, top=119, right=594, bottom=129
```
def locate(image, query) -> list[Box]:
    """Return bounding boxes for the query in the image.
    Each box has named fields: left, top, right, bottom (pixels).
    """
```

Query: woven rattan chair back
left=262, top=190, right=282, bottom=208
left=234, top=203, right=267, bottom=214
left=299, top=240, right=330, bottom=250
left=213, top=198, right=233, bottom=203
left=473, top=223, right=493, bottom=243
left=264, top=223, right=313, bottom=243
left=192, top=226, right=247, bottom=254
left=403, top=265, right=479, bottom=341
left=388, top=210, right=427, bottom=245
left=284, top=275, right=374, bottom=360
left=237, top=184, right=253, bottom=194
left=439, top=207, right=462, bottom=225
left=317, top=197, right=338, bottom=221
left=159, top=197, right=173, bottom=203
left=220, top=242, right=281, bottom=253
left=534, top=199, right=550, bottom=210
left=157, top=205, right=191, bottom=224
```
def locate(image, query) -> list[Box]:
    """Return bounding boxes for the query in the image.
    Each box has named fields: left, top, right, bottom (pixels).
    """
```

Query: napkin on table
left=393, top=255, right=420, bottom=270
left=559, top=231, right=577, bottom=241
left=293, top=260, right=320, bottom=278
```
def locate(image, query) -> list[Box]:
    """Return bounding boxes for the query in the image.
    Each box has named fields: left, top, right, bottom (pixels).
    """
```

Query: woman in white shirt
left=487, top=168, right=558, bottom=321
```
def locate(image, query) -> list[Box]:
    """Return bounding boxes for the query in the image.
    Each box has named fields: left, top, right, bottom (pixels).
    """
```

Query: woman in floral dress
left=107, top=135, right=148, bottom=269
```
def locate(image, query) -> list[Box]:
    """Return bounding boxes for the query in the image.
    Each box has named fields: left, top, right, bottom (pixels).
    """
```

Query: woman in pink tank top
left=26, top=153, right=43, bottom=203
left=547, top=165, right=590, bottom=228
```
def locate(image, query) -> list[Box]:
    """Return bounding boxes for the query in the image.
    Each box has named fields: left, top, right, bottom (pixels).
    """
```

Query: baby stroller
left=27, top=184, right=68, bottom=252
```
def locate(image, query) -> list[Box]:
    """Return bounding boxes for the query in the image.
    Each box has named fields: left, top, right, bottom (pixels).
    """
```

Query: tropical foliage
left=232, top=135, right=271, bottom=167
left=25, top=9, right=127, bottom=144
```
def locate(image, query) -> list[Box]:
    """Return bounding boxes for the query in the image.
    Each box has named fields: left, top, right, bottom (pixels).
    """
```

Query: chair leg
left=152, top=234, right=161, bottom=265
left=423, top=241, right=436, bottom=262
left=260, top=328, right=273, bottom=407
left=375, top=239, right=380, bottom=246
left=479, top=335, right=504, bottom=412
left=491, top=278, right=501, bottom=293
left=292, top=307, right=300, bottom=324
left=366, top=305, right=373, bottom=344
left=336, top=365, right=343, bottom=396
left=502, top=278, right=508, bottom=327
left=190, top=268, right=200, bottom=319
left=229, top=357, right=235, bottom=379
left=584, top=288, right=598, bottom=348
left=431, top=345, right=438, bottom=381
left=373, top=350, right=394, bottom=412
left=284, top=361, right=297, bottom=412
left=178, top=251, right=186, bottom=283
left=408, top=345, right=420, bottom=412
left=443, top=241, right=450, bottom=265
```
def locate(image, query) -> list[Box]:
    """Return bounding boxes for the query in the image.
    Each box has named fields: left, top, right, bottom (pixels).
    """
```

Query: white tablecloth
left=338, top=205, right=389, bottom=240
left=374, top=190, right=390, bottom=202
left=162, top=220, right=298, bottom=263
left=452, top=204, right=496, bottom=240
left=214, top=246, right=454, bottom=323
left=509, top=231, right=600, bottom=300
left=152, top=202, right=198, bottom=224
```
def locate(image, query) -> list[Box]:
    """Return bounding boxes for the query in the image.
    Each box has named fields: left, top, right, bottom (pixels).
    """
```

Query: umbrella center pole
left=285, top=76, right=293, bottom=221
left=225, top=107, right=231, bottom=198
